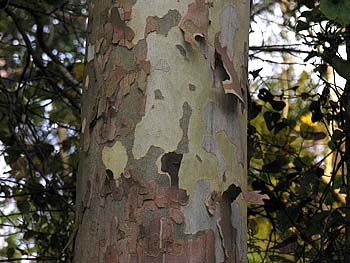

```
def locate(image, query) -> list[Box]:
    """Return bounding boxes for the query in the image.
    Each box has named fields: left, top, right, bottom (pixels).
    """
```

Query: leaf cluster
left=248, top=0, right=350, bottom=262
left=0, top=0, right=86, bottom=261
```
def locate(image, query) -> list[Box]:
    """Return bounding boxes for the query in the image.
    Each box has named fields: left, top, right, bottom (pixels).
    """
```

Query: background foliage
left=0, top=0, right=349, bottom=262
left=248, top=0, right=350, bottom=262
left=0, top=0, right=85, bottom=261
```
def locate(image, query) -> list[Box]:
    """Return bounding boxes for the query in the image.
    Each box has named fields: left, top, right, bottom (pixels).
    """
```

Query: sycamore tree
left=73, top=0, right=250, bottom=262
left=0, top=0, right=252, bottom=261
left=3, top=0, right=350, bottom=262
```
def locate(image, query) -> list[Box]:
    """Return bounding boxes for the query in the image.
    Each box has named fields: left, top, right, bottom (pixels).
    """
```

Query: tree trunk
left=74, top=0, right=249, bottom=262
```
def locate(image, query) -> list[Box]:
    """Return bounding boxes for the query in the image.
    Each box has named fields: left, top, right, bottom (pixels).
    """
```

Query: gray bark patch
left=177, top=101, right=192, bottom=154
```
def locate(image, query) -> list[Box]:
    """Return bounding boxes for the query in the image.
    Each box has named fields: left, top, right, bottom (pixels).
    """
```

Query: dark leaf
left=270, top=100, right=286, bottom=111
left=296, top=20, right=310, bottom=32
left=18, top=201, right=31, bottom=214
left=304, top=51, right=318, bottom=62
left=258, top=88, right=274, bottom=102
left=301, top=92, right=309, bottom=100
left=249, top=68, right=263, bottom=80
left=249, top=102, right=262, bottom=120
left=293, top=157, right=305, bottom=171
left=263, top=156, right=288, bottom=173
left=264, top=111, right=281, bottom=131
left=274, top=121, right=288, bottom=134
left=320, top=0, right=350, bottom=26
left=331, top=129, right=344, bottom=141
left=309, top=100, right=323, bottom=122
left=6, top=247, right=15, bottom=259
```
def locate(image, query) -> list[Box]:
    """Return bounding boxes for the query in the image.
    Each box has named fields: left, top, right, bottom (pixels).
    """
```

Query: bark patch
left=110, top=6, right=135, bottom=49
left=102, top=141, right=128, bottom=187
left=217, top=184, right=241, bottom=262
left=179, top=0, right=209, bottom=48
left=154, top=89, right=164, bottom=100
left=214, top=32, right=244, bottom=103
left=145, top=9, right=181, bottom=38
left=177, top=102, right=192, bottom=154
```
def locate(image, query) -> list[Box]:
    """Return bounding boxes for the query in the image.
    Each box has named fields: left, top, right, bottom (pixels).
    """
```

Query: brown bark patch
left=92, top=40, right=150, bottom=144
left=169, top=207, right=185, bottom=224
left=204, top=190, right=221, bottom=216
left=217, top=184, right=242, bottom=263
left=105, top=245, right=118, bottom=263
left=115, top=1, right=133, bottom=21
left=179, top=0, right=209, bottom=48
left=214, top=32, right=244, bottom=103
left=142, top=218, right=215, bottom=262
left=110, top=6, right=135, bottom=49
left=83, top=180, right=92, bottom=209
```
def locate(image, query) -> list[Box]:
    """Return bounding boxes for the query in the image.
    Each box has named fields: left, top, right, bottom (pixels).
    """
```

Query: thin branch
left=250, top=45, right=311, bottom=54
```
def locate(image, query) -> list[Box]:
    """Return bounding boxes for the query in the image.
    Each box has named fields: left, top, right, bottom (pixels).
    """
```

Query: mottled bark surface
left=74, top=0, right=249, bottom=262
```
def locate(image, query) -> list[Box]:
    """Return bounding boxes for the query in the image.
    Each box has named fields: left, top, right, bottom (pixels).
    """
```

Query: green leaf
left=18, top=201, right=31, bottom=214
left=320, top=0, right=350, bottom=26
left=300, top=123, right=326, bottom=140
left=330, top=56, right=350, bottom=81
left=299, top=168, right=319, bottom=198
left=6, top=247, right=15, bottom=259
left=269, top=255, right=294, bottom=262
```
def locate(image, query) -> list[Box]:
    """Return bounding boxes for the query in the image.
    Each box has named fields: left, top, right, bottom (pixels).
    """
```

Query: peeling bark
left=74, top=0, right=249, bottom=262
left=179, top=0, right=209, bottom=48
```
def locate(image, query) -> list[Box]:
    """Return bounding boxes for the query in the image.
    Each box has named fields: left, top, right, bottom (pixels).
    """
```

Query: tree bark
left=74, top=0, right=249, bottom=262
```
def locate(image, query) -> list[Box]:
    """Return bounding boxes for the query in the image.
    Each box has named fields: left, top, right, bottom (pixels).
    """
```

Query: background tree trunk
left=74, top=0, right=249, bottom=262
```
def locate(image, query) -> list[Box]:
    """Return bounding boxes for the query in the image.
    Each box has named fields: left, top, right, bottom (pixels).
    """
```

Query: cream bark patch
left=102, top=141, right=128, bottom=183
